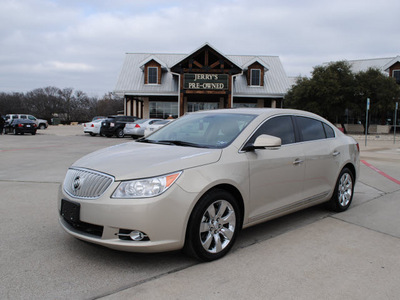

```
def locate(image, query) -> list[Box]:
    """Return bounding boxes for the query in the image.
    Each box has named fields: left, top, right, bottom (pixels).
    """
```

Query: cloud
left=0, top=0, right=399, bottom=95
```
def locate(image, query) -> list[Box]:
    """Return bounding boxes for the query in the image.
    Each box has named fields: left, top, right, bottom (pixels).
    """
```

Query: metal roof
left=114, top=50, right=291, bottom=98
left=338, top=57, right=399, bottom=74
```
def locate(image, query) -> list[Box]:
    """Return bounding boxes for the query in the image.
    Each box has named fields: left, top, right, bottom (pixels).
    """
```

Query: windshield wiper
left=135, top=138, right=161, bottom=144
left=137, top=138, right=210, bottom=148
left=156, top=140, right=209, bottom=148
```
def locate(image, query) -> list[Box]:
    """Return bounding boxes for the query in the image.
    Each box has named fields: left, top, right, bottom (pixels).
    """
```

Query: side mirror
left=243, top=134, right=282, bottom=151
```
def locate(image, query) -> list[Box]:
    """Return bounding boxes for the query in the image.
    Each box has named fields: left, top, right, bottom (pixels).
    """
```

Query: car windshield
left=138, top=112, right=256, bottom=149
left=153, top=120, right=170, bottom=125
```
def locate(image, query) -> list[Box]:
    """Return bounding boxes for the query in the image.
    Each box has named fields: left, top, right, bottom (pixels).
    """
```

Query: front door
left=244, top=115, right=305, bottom=223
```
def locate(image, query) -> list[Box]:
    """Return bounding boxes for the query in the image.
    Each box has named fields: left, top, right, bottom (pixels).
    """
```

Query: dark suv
left=101, top=115, right=140, bottom=138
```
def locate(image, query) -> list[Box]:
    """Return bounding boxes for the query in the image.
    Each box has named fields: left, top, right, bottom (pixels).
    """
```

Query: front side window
left=247, top=115, right=296, bottom=146
left=250, top=69, right=261, bottom=86
left=296, top=116, right=326, bottom=142
left=148, top=67, right=158, bottom=84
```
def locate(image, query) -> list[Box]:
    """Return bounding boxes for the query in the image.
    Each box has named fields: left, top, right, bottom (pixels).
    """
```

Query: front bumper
left=58, top=182, right=197, bottom=253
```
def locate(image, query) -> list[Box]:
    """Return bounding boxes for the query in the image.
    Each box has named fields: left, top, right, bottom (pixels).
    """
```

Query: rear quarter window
left=323, top=123, right=335, bottom=138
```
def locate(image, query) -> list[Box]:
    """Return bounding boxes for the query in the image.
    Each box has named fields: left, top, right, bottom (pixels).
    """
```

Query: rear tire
left=184, top=189, right=241, bottom=261
left=328, top=167, right=354, bottom=212
left=116, top=128, right=124, bottom=138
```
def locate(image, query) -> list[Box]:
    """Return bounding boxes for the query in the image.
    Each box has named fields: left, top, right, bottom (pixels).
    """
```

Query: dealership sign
left=184, top=74, right=228, bottom=90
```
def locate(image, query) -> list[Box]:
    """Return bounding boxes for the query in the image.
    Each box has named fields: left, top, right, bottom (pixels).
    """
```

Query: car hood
left=71, top=142, right=222, bottom=180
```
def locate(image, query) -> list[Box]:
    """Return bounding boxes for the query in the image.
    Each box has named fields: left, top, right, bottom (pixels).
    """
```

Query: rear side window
left=248, top=115, right=296, bottom=145
left=296, top=116, right=326, bottom=142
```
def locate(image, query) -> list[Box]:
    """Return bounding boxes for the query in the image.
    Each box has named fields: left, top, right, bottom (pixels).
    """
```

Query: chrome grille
left=63, top=168, right=114, bottom=199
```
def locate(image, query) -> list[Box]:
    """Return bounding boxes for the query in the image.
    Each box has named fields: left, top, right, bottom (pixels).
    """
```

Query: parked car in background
left=59, top=108, right=360, bottom=261
left=91, top=116, right=106, bottom=121
left=83, top=118, right=106, bottom=136
left=143, top=119, right=174, bottom=136
left=5, top=114, right=48, bottom=129
left=3, top=119, right=37, bottom=135
left=124, top=119, right=161, bottom=139
left=100, top=115, right=140, bottom=138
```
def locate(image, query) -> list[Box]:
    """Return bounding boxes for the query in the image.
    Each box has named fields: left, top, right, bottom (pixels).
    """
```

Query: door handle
left=293, top=158, right=304, bottom=165
left=333, top=151, right=340, bottom=157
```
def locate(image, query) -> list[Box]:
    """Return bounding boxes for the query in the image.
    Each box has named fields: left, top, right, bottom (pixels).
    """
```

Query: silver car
left=124, top=119, right=161, bottom=139
left=59, top=108, right=360, bottom=261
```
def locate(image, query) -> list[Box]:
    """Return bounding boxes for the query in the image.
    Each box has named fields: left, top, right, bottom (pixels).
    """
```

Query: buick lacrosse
left=59, top=108, right=359, bottom=261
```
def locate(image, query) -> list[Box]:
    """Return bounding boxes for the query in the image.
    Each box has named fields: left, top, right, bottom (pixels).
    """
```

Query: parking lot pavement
left=101, top=135, right=400, bottom=300
left=1, top=127, right=400, bottom=300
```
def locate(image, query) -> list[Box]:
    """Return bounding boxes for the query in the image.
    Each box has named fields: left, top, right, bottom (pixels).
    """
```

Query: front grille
left=63, top=167, right=114, bottom=199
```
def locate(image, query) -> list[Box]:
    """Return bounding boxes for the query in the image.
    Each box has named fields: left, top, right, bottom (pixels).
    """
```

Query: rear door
left=245, top=115, right=305, bottom=222
left=294, top=116, right=339, bottom=201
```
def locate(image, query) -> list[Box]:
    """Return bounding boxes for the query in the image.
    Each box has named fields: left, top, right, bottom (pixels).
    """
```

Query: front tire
left=328, top=167, right=354, bottom=212
left=184, top=189, right=241, bottom=261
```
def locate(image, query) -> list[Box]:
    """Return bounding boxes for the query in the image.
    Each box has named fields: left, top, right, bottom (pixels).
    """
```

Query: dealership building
left=114, top=43, right=291, bottom=118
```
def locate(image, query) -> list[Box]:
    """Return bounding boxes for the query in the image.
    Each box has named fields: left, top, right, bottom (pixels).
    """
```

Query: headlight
left=112, top=171, right=182, bottom=198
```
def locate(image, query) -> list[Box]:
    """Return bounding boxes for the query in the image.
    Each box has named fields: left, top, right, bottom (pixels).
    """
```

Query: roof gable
left=383, top=56, right=400, bottom=71
left=139, top=55, right=168, bottom=70
left=170, top=43, right=242, bottom=74
left=242, top=57, right=270, bottom=71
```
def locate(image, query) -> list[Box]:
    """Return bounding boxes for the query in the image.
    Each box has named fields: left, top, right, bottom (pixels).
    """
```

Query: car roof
left=190, top=108, right=325, bottom=120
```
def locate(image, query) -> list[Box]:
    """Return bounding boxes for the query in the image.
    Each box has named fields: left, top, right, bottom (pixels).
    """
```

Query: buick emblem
left=73, top=176, right=82, bottom=192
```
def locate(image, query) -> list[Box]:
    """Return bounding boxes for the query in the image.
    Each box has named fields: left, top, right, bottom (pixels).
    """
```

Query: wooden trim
left=144, top=60, right=162, bottom=84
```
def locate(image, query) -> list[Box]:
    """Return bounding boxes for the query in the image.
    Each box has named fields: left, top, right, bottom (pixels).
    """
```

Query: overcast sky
left=1, top=0, right=399, bottom=96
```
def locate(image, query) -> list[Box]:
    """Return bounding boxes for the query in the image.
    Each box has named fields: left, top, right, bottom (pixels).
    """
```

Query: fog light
left=117, top=229, right=149, bottom=241
left=129, top=230, right=147, bottom=241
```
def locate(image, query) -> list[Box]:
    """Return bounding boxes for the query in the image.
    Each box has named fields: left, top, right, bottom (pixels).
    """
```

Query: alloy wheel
left=199, top=199, right=236, bottom=254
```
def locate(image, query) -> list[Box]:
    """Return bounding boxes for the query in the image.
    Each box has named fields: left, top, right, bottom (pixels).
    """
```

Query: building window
left=250, top=69, right=261, bottom=86
left=148, top=67, right=158, bottom=84
left=233, top=103, right=257, bottom=108
left=393, top=70, right=400, bottom=84
left=187, top=102, right=219, bottom=112
left=149, top=102, right=178, bottom=118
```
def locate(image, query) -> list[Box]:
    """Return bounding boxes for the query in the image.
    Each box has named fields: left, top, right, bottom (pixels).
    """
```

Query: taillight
left=18, top=124, right=24, bottom=127
left=135, top=124, right=141, bottom=128
left=91, top=124, right=94, bottom=127
left=356, top=143, right=360, bottom=152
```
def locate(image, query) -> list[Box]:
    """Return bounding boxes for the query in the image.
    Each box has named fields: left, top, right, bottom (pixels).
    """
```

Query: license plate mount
left=61, top=199, right=80, bottom=223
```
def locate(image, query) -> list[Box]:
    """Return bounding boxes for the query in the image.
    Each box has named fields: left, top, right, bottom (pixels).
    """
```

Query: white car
left=59, top=108, right=360, bottom=261
left=123, top=119, right=161, bottom=139
left=143, top=119, right=174, bottom=136
left=82, top=119, right=105, bottom=136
